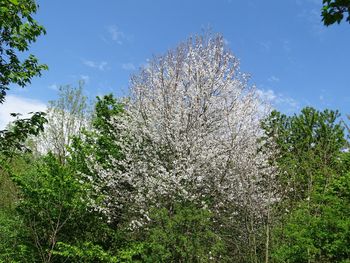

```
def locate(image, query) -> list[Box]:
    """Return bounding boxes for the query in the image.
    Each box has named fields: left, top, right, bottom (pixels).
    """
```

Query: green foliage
left=0, top=112, right=47, bottom=158
left=0, top=154, right=37, bottom=210
left=272, top=171, right=350, bottom=262
left=322, top=0, right=350, bottom=26
left=91, top=94, right=125, bottom=166
left=1, top=98, right=348, bottom=263
left=0, top=166, right=17, bottom=209
left=262, top=107, right=345, bottom=205
left=1, top=6, right=349, bottom=259
left=263, top=107, right=350, bottom=262
left=69, top=94, right=128, bottom=226
left=1, top=151, right=123, bottom=263
left=0, top=209, right=36, bottom=263
left=53, top=242, right=119, bottom=263
left=0, top=0, right=47, bottom=166
left=0, top=156, right=37, bottom=262
left=126, top=203, right=228, bottom=263
left=0, top=0, right=48, bottom=103
left=2, top=140, right=112, bottom=261
left=272, top=205, right=319, bottom=262
left=11, top=154, right=92, bottom=262
left=50, top=202, right=227, bottom=263
left=70, top=94, right=124, bottom=170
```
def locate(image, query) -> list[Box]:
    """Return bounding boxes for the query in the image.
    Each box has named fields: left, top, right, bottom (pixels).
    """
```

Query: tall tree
left=90, top=33, right=277, bottom=261
left=70, top=94, right=124, bottom=171
left=262, top=107, right=345, bottom=207
left=262, top=108, right=348, bottom=262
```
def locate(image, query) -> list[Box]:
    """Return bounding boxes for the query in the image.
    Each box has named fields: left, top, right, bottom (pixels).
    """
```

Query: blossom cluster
left=90, top=34, right=277, bottom=224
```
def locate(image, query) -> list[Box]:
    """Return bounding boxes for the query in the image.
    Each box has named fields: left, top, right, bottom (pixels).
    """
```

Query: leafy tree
left=262, top=107, right=345, bottom=207
left=272, top=170, right=350, bottom=262
left=0, top=0, right=47, bottom=161
left=322, top=0, right=350, bottom=26
left=44, top=94, right=130, bottom=262
left=0, top=5, right=48, bottom=247
left=0, top=114, right=46, bottom=221
left=90, top=94, right=124, bottom=165
left=0, top=0, right=47, bottom=103
left=11, top=154, right=99, bottom=262
left=262, top=108, right=349, bottom=262
left=70, top=94, right=124, bottom=171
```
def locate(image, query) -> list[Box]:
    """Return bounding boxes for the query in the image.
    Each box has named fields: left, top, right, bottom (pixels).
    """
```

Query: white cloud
left=108, top=25, right=126, bottom=44
left=257, top=89, right=277, bottom=102
left=105, top=25, right=133, bottom=45
left=297, top=7, right=325, bottom=37
left=276, top=96, right=299, bottom=109
left=122, top=62, right=136, bottom=71
left=257, top=88, right=299, bottom=112
left=268, top=75, right=280, bottom=82
left=83, top=60, right=108, bottom=71
left=48, top=84, right=58, bottom=91
left=0, top=95, right=47, bottom=129
left=259, top=40, right=271, bottom=51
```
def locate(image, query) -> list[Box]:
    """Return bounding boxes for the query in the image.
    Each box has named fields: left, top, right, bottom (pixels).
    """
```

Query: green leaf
left=8, top=0, right=19, bottom=5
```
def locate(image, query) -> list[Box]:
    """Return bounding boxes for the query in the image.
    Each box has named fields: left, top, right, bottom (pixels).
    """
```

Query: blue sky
left=1, top=0, right=349, bottom=128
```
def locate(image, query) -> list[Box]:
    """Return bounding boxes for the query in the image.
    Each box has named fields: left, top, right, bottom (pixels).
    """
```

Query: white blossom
left=91, top=33, right=277, bottom=224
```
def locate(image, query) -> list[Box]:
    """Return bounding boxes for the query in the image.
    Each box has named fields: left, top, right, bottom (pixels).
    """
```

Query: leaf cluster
left=322, top=0, right=350, bottom=26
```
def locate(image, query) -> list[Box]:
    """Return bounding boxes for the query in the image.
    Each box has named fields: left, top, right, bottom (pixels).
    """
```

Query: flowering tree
left=90, top=33, right=277, bottom=259
left=31, top=82, right=90, bottom=163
